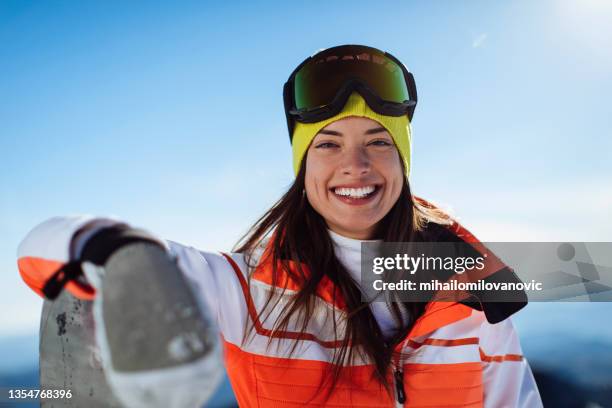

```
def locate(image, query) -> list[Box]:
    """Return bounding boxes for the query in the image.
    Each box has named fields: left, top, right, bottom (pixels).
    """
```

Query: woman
left=18, top=45, right=543, bottom=407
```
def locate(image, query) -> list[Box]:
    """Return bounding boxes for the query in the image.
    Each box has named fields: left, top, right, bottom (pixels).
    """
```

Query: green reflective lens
left=293, top=48, right=410, bottom=110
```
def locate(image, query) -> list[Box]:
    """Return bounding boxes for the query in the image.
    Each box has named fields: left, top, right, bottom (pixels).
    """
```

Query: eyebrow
left=318, top=127, right=387, bottom=136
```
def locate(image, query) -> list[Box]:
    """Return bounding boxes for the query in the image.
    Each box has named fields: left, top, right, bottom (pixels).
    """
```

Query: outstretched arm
left=17, top=215, right=237, bottom=408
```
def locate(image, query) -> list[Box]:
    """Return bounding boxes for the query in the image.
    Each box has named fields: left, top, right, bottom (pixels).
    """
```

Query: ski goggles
left=283, top=44, right=417, bottom=141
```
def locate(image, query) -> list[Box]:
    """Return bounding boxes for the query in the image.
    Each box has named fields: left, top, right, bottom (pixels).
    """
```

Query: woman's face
left=304, top=116, right=404, bottom=240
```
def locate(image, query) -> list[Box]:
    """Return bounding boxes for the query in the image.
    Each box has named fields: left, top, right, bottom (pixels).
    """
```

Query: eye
left=315, top=142, right=339, bottom=149
left=368, top=139, right=392, bottom=146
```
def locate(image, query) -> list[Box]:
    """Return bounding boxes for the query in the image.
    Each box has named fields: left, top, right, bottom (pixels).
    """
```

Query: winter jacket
left=17, top=208, right=543, bottom=407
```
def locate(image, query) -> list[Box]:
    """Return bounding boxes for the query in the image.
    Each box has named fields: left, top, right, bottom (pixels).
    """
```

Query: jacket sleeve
left=17, top=215, right=247, bottom=408
left=480, top=317, right=543, bottom=407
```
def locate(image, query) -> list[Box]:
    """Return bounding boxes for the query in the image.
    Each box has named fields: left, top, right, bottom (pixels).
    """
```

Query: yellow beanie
left=291, top=92, right=412, bottom=178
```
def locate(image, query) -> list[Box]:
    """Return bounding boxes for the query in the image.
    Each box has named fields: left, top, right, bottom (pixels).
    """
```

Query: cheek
left=380, top=153, right=404, bottom=198
left=304, top=154, right=330, bottom=199
left=390, top=173, right=404, bottom=200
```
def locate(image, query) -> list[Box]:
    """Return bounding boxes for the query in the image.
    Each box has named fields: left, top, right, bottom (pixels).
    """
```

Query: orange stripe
left=18, top=257, right=63, bottom=298
left=18, top=256, right=96, bottom=300
left=221, top=253, right=345, bottom=348
left=425, top=337, right=480, bottom=347
left=406, top=337, right=479, bottom=350
left=479, top=347, right=523, bottom=362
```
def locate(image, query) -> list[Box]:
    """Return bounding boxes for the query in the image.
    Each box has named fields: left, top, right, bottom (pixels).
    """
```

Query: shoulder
left=416, top=221, right=461, bottom=242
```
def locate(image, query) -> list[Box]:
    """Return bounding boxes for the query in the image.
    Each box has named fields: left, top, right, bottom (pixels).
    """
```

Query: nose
left=339, top=145, right=370, bottom=176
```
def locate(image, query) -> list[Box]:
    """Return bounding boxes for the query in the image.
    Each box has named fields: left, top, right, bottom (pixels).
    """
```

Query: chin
left=335, top=220, right=378, bottom=237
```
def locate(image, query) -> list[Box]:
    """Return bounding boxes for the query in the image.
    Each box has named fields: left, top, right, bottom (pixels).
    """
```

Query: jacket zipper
left=385, top=299, right=408, bottom=406
left=390, top=340, right=407, bottom=407
left=391, top=327, right=412, bottom=407
left=394, top=367, right=406, bottom=405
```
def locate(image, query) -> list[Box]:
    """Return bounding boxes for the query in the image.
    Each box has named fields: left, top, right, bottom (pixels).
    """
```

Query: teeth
left=334, top=185, right=376, bottom=198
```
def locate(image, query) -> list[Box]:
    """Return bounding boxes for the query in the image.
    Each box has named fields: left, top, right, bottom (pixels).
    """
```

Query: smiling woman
left=17, top=44, right=543, bottom=407
left=305, top=115, right=404, bottom=240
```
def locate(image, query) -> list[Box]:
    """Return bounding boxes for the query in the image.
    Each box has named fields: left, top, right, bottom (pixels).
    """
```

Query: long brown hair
left=234, top=156, right=450, bottom=400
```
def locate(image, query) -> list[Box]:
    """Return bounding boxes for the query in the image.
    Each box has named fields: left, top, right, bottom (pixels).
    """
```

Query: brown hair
left=234, top=157, right=450, bottom=400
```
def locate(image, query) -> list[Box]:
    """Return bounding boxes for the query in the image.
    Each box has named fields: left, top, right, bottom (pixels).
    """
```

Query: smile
left=331, top=184, right=381, bottom=204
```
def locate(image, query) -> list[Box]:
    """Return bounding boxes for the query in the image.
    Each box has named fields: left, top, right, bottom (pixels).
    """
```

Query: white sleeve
left=17, top=215, right=121, bottom=266
left=480, top=318, right=543, bottom=408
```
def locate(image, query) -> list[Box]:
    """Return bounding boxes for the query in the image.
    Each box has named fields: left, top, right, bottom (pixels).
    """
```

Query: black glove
left=42, top=225, right=163, bottom=300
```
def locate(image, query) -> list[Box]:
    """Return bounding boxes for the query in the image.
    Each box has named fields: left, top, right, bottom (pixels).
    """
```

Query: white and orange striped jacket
left=17, top=213, right=543, bottom=407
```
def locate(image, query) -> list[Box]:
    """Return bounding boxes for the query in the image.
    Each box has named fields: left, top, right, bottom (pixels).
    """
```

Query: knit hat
left=291, top=92, right=412, bottom=178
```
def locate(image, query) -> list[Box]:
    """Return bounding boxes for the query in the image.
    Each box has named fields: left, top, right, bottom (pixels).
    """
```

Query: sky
left=1, top=0, right=611, bottom=337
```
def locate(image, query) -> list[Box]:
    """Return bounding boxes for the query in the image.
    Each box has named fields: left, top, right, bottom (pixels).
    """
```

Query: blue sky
left=1, top=0, right=611, bottom=336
